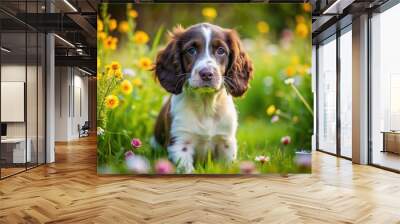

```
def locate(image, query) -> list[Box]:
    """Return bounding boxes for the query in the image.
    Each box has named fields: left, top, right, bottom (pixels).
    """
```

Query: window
left=371, top=3, right=400, bottom=171
left=339, top=28, right=352, bottom=158
left=317, top=36, right=337, bottom=154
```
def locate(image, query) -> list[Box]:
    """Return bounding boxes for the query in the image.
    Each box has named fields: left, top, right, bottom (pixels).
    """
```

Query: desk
left=1, top=138, right=31, bottom=163
left=382, top=131, right=400, bottom=154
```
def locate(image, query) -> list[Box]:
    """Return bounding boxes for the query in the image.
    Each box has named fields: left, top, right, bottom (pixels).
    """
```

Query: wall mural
left=97, top=3, right=313, bottom=174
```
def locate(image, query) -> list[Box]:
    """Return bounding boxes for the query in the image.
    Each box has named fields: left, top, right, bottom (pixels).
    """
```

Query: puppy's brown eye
left=216, top=47, right=226, bottom=56
left=186, top=47, right=197, bottom=56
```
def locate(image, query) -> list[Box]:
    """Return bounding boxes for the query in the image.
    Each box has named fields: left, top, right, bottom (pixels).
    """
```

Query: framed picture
left=97, top=3, right=312, bottom=175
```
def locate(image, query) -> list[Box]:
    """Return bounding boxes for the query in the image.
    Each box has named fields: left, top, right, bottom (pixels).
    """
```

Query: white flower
left=125, top=155, right=149, bottom=174
left=123, top=68, right=136, bottom=77
left=255, top=155, right=270, bottom=164
left=97, top=127, right=104, bottom=136
left=284, top=78, right=295, bottom=85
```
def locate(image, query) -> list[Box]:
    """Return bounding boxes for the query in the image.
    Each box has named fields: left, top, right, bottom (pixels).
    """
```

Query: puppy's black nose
left=199, top=68, right=213, bottom=81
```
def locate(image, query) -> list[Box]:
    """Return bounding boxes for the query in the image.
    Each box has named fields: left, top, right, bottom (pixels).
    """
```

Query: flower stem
left=290, top=84, right=313, bottom=116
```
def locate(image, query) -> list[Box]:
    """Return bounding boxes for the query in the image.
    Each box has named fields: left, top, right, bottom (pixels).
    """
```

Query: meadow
left=97, top=3, right=313, bottom=174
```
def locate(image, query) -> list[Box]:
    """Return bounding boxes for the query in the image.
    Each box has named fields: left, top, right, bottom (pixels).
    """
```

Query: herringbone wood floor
left=0, top=137, right=400, bottom=224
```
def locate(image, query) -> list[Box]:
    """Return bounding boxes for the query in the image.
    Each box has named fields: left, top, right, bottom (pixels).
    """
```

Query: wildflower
left=290, top=55, right=300, bottom=65
left=118, top=21, right=130, bottom=33
left=295, top=151, right=312, bottom=167
left=284, top=78, right=295, bottom=85
left=103, top=36, right=118, bottom=50
left=295, top=15, right=305, bottom=24
left=129, top=9, right=138, bottom=18
left=97, top=19, right=104, bottom=32
left=114, top=69, right=123, bottom=80
left=133, top=31, right=149, bottom=44
left=138, top=57, right=152, bottom=70
left=296, top=22, right=308, bottom=38
left=131, top=138, right=142, bottom=148
left=98, top=32, right=107, bottom=40
left=97, top=72, right=103, bottom=81
left=303, top=3, right=312, bottom=12
left=266, top=105, right=276, bottom=116
left=108, top=19, right=117, bottom=31
left=120, top=80, right=133, bottom=95
left=132, top=78, right=143, bottom=88
left=239, top=161, right=256, bottom=174
left=298, top=64, right=310, bottom=76
left=257, top=21, right=269, bottom=34
left=155, top=159, right=175, bottom=174
left=110, top=61, right=120, bottom=71
left=125, top=150, right=135, bottom=158
left=202, top=7, right=217, bottom=20
left=255, top=155, right=270, bottom=164
left=104, top=95, right=119, bottom=109
left=271, top=115, right=279, bottom=123
left=292, top=116, right=299, bottom=124
left=97, top=57, right=101, bottom=68
left=123, top=68, right=136, bottom=77
left=97, top=127, right=104, bottom=136
left=125, top=154, right=149, bottom=174
left=281, top=136, right=291, bottom=145
left=285, top=66, right=296, bottom=77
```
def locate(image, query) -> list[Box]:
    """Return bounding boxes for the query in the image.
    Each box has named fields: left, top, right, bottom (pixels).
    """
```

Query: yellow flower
left=296, top=15, right=305, bottom=24
left=202, top=7, right=217, bottom=20
left=98, top=19, right=104, bottom=32
left=285, top=66, right=296, bottom=77
left=138, top=57, right=152, bottom=70
left=114, top=69, right=123, bottom=80
left=291, top=55, right=300, bottom=65
left=108, top=19, right=117, bottom=31
left=132, top=78, right=143, bottom=88
left=98, top=32, right=107, bottom=40
left=129, top=9, right=138, bottom=18
left=97, top=57, right=101, bottom=68
left=110, top=61, right=121, bottom=71
left=292, top=116, right=299, bottom=123
left=104, top=95, right=119, bottom=109
left=297, top=64, right=310, bottom=76
left=266, top=105, right=276, bottom=116
left=257, top=21, right=269, bottom=34
left=97, top=72, right=103, bottom=81
left=133, top=31, right=149, bottom=45
left=103, top=36, right=118, bottom=50
left=118, top=21, right=130, bottom=33
left=296, top=23, right=309, bottom=38
left=120, top=80, right=133, bottom=95
left=303, top=3, right=312, bottom=12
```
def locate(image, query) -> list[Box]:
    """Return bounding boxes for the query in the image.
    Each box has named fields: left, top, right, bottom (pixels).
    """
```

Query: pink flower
left=155, top=159, right=174, bottom=174
left=125, top=150, right=135, bottom=159
left=131, top=138, right=142, bottom=149
left=239, top=161, right=256, bottom=174
left=271, top=115, right=279, bottom=123
left=281, top=136, right=291, bottom=145
left=255, top=155, right=270, bottom=164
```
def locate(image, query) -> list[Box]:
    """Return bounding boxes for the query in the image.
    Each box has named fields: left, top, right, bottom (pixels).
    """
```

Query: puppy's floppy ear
left=154, top=26, right=185, bottom=94
left=225, top=29, right=253, bottom=97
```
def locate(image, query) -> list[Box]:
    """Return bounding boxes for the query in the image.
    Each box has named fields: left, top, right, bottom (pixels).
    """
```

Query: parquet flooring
left=0, top=136, right=399, bottom=223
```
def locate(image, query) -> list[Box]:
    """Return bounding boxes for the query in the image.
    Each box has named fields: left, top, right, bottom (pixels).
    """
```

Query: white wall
left=54, top=67, right=89, bottom=141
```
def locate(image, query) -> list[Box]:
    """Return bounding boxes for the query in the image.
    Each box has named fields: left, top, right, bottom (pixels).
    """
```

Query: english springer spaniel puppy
left=152, top=23, right=253, bottom=173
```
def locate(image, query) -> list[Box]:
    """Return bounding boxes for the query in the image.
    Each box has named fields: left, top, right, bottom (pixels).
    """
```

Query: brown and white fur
left=152, top=23, right=253, bottom=173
